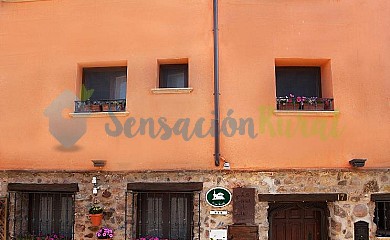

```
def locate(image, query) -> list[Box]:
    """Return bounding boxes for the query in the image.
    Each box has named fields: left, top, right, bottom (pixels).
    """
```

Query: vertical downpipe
left=213, top=0, right=221, bottom=166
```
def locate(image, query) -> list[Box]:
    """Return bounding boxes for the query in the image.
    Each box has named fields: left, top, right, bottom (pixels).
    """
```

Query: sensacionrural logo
left=44, top=90, right=86, bottom=148
left=45, top=92, right=343, bottom=148
left=105, top=107, right=342, bottom=141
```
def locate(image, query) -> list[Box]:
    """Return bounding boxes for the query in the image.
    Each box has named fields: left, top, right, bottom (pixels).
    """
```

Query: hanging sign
left=206, top=187, right=232, bottom=207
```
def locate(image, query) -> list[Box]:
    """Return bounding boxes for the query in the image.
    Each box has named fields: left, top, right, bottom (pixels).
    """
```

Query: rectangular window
left=276, top=66, right=321, bottom=98
left=8, top=186, right=76, bottom=240
left=275, top=66, right=334, bottom=111
left=374, top=201, right=390, bottom=236
left=126, top=183, right=202, bottom=240
left=159, top=64, right=188, bottom=88
left=75, top=66, right=127, bottom=113
left=136, top=192, right=192, bottom=240
left=83, top=67, right=127, bottom=100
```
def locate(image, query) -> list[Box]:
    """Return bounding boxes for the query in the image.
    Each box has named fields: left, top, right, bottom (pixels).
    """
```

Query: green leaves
left=81, top=84, right=94, bottom=101
left=89, top=205, right=103, bottom=214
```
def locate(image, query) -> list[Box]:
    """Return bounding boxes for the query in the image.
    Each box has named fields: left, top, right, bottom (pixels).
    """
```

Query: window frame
left=372, top=194, right=390, bottom=237
left=28, top=193, right=74, bottom=237
left=275, top=66, right=322, bottom=98
left=159, top=64, right=189, bottom=89
left=126, top=182, right=202, bottom=240
left=7, top=184, right=78, bottom=240
left=374, top=200, right=390, bottom=237
left=274, top=64, right=335, bottom=112
left=136, top=192, right=193, bottom=240
left=74, top=66, right=128, bottom=113
left=82, top=66, right=128, bottom=101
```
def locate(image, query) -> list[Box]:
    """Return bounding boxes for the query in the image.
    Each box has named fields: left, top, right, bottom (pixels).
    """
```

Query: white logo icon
left=212, top=190, right=225, bottom=200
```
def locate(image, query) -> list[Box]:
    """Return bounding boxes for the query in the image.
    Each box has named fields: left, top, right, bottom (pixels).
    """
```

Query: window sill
left=151, top=88, right=193, bottom=94
left=273, top=110, right=339, bottom=117
left=69, top=111, right=130, bottom=118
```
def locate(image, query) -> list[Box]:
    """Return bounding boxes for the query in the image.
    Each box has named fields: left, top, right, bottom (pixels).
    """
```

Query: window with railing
left=7, top=184, right=77, bottom=240
left=126, top=183, right=202, bottom=240
left=372, top=194, right=390, bottom=237
left=275, top=66, right=334, bottom=111
left=75, top=66, right=127, bottom=113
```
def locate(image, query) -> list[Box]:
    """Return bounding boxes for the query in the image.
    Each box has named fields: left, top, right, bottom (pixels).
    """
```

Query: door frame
left=268, top=202, right=330, bottom=240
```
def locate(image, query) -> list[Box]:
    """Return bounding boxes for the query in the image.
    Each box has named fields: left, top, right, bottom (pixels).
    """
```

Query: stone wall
left=0, top=170, right=389, bottom=240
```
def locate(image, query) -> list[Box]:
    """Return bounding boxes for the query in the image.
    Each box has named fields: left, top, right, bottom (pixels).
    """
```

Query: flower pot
left=316, top=102, right=325, bottom=111
left=89, top=104, right=102, bottom=112
left=303, top=103, right=317, bottom=111
left=90, top=213, right=103, bottom=226
left=280, top=102, right=301, bottom=110
left=102, top=103, right=117, bottom=112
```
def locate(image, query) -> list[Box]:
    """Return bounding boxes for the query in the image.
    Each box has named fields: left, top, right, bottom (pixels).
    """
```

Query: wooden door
left=270, top=204, right=324, bottom=240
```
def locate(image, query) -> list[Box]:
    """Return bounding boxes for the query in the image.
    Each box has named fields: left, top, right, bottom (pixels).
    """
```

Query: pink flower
left=296, top=96, right=306, bottom=103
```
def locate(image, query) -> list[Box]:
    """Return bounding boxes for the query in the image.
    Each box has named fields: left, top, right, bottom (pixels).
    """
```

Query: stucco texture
left=0, top=0, right=389, bottom=171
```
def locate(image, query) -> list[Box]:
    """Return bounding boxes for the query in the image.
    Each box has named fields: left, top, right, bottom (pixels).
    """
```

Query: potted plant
left=96, top=227, right=114, bottom=239
left=89, top=205, right=104, bottom=226
left=101, top=101, right=118, bottom=112
left=296, top=96, right=306, bottom=110
left=89, top=100, right=102, bottom=112
left=303, top=97, right=317, bottom=110
left=277, top=94, right=301, bottom=110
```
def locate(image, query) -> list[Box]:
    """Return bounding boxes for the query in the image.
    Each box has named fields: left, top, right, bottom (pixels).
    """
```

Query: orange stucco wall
left=0, top=0, right=389, bottom=171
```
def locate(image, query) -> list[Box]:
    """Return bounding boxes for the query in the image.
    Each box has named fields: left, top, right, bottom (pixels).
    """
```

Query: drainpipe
left=213, top=0, right=220, bottom=166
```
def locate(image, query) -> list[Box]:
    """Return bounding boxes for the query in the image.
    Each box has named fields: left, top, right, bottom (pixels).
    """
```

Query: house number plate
left=210, top=210, right=228, bottom=215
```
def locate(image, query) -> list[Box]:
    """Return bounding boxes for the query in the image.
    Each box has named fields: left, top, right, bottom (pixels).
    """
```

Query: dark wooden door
left=270, top=206, right=322, bottom=240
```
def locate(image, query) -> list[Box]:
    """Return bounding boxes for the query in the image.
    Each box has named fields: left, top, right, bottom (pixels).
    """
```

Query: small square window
left=159, top=64, right=188, bottom=88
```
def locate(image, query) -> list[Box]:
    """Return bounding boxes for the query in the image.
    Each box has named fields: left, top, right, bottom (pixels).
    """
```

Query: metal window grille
left=0, top=198, right=7, bottom=240
left=374, top=201, right=390, bottom=237
left=7, top=191, right=75, bottom=240
left=125, top=191, right=201, bottom=240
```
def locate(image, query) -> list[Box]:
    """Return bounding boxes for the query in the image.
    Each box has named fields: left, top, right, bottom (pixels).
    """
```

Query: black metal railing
left=7, top=192, right=75, bottom=240
left=125, top=191, right=201, bottom=240
left=374, top=201, right=390, bottom=237
left=74, top=99, right=126, bottom=113
left=276, top=97, right=334, bottom=111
